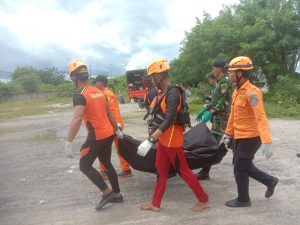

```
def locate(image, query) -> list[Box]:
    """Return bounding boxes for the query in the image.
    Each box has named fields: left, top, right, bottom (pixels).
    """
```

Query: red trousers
left=152, top=142, right=209, bottom=208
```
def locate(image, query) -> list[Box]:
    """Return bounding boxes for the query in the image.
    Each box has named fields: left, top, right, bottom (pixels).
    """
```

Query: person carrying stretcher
left=137, top=58, right=209, bottom=212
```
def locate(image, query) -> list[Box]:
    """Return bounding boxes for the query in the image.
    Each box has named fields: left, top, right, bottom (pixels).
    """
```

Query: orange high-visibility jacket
left=102, top=87, right=124, bottom=126
left=149, top=88, right=183, bottom=148
left=225, top=81, right=272, bottom=144
left=81, top=86, right=114, bottom=140
left=159, top=94, right=184, bottom=148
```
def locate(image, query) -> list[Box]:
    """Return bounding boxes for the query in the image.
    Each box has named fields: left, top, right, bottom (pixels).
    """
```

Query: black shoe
left=111, top=194, right=124, bottom=203
left=95, top=192, right=116, bottom=210
left=196, top=171, right=210, bottom=180
left=297, top=153, right=300, bottom=158
left=265, top=177, right=279, bottom=198
left=225, top=198, right=251, bottom=208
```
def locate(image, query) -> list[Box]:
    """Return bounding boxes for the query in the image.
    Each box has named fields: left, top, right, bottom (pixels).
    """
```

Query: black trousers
left=79, top=135, right=120, bottom=193
left=233, top=137, right=275, bottom=202
left=200, top=133, right=222, bottom=175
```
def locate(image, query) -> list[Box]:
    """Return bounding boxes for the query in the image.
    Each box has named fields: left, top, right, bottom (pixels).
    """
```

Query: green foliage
left=37, top=81, right=74, bottom=93
left=188, top=102, right=202, bottom=114
left=265, top=74, right=300, bottom=105
left=108, top=75, right=129, bottom=101
left=171, top=0, right=300, bottom=87
left=11, top=67, right=37, bottom=81
left=0, top=82, right=21, bottom=98
left=0, top=66, right=73, bottom=100
left=38, top=67, right=65, bottom=85
left=10, top=66, right=68, bottom=94
left=11, top=66, right=65, bottom=85
left=265, top=101, right=300, bottom=119
left=16, top=74, right=41, bottom=93
left=55, top=82, right=76, bottom=97
left=189, top=82, right=210, bottom=105
left=108, top=75, right=127, bottom=92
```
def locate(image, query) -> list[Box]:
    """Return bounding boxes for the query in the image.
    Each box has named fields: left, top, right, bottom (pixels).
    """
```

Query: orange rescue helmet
left=67, top=59, right=88, bottom=76
left=227, top=56, right=254, bottom=71
left=147, top=58, right=170, bottom=76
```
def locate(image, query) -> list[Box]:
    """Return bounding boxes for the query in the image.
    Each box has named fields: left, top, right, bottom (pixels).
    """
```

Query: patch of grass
left=265, top=102, right=300, bottom=119
left=189, top=102, right=202, bottom=114
left=0, top=96, right=71, bottom=121
left=43, top=96, right=71, bottom=105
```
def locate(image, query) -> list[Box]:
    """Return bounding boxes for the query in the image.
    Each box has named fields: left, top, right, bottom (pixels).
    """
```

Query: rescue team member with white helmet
left=65, top=60, right=124, bottom=210
left=222, top=56, right=279, bottom=207
left=137, top=59, right=209, bottom=212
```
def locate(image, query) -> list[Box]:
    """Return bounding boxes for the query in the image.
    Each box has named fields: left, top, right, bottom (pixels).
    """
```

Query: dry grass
left=0, top=97, right=71, bottom=121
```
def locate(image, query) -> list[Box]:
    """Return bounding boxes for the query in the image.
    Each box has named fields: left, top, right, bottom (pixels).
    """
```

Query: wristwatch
left=148, top=136, right=156, bottom=144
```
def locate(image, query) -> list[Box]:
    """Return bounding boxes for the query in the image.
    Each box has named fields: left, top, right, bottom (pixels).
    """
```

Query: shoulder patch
left=249, top=94, right=259, bottom=106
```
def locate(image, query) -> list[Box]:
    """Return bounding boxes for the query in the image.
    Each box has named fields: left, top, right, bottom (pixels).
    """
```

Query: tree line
left=170, top=0, right=300, bottom=89
left=0, top=67, right=74, bottom=100
left=0, top=66, right=128, bottom=101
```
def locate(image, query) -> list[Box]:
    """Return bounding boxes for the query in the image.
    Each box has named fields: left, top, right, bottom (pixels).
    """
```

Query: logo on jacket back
left=90, top=93, right=104, bottom=99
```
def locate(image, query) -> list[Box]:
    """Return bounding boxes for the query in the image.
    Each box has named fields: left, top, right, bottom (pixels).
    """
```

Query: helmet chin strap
left=236, top=73, right=243, bottom=88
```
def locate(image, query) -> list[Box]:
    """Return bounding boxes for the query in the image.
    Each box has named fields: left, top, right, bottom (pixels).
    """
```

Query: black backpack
left=173, top=85, right=191, bottom=129
left=146, top=84, right=191, bottom=130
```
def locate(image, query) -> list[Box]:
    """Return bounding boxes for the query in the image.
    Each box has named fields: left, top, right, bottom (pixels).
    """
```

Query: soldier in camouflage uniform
left=204, top=74, right=217, bottom=112
left=195, top=60, right=232, bottom=180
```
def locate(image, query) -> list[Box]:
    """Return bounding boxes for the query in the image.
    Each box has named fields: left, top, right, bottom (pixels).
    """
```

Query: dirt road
left=0, top=103, right=299, bottom=225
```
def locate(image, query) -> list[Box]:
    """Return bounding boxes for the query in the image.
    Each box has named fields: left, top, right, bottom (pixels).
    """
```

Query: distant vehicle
left=125, top=69, right=152, bottom=108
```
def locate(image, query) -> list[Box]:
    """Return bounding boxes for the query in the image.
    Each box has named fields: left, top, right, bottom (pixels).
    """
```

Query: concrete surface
left=0, top=103, right=299, bottom=225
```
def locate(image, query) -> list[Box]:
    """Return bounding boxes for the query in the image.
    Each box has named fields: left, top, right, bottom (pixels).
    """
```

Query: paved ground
left=0, top=103, right=299, bottom=225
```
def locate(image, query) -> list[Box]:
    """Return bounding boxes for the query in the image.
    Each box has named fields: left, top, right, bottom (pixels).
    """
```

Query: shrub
left=265, top=74, right=300, bottom=106
left=15, top=74, right=41, bottom=93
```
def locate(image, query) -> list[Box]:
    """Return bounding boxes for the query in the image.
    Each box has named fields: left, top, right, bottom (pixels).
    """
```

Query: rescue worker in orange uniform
left=137, top=59, right=209, bottom=212
left=65, top=60, right=124, bottom=210
left=222, top=56, right=279, bottom=207
left=94, top=75, right=133, bottom=178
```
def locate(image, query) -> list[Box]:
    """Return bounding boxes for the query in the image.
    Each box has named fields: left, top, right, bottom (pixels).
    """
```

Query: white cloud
left=125, top=48, right=158, bottom=70
left=0, top=0, right=239, bottom=74
left=127, top=0, right=239, bottom=70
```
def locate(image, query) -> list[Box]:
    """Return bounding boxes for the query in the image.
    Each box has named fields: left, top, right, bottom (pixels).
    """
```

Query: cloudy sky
left=0, top=0, right=239, bottom=78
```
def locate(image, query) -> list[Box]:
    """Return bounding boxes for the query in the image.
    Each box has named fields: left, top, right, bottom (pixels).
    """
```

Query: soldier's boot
left=196, top=167, right=211, bottom=180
